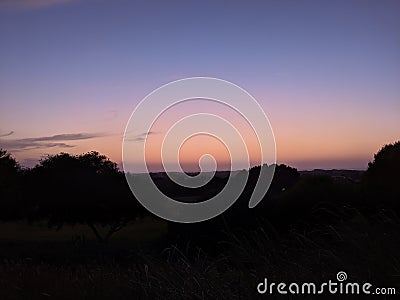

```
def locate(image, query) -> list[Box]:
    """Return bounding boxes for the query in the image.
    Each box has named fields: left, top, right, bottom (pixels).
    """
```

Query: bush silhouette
left=24, top=151, right=140, bottom=242
left=364, top=141, right=400, bottom=208
left=0, top=149, right=21, bottom=220
left=0, top=148, right=19, bottom=189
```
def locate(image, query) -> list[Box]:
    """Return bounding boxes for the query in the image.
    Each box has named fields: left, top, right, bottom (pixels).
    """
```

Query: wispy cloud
left=21, top=133, right=103, bottom=142
left=0, top=0, right=78, bottom=10
left=0, top=132, right=104, bottom=152
left=0, top=131, right=14, bottom=137
left=124, top=131, right=159, bottom=142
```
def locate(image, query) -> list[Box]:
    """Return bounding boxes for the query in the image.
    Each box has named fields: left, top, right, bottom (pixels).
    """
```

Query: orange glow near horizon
left=4, top=92, right=398, bottom=172
left=137, top=99, right=265, bottom=172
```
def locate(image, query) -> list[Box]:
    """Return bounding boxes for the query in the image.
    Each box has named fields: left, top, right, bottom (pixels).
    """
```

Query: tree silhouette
left=0, top=148, right=19, bottom=185
left=25, top=151, right=141, bottom=242
left=364, top=141, right=400, bottom=208
left=0, top=149, right=21, bottom=220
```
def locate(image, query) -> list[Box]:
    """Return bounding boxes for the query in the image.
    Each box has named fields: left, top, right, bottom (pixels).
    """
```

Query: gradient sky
left=0, top=0, right=399, bottom=171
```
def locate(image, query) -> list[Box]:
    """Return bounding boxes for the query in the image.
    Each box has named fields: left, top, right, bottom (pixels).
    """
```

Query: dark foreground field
left=0, top=209, right=399, bottom=300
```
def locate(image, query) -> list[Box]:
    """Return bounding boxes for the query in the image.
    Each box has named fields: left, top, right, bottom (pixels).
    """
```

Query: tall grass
left=1, top=208, right=399, bottom=299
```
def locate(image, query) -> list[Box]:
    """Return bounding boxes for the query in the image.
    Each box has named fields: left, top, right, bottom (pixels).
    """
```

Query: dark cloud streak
left=0, top=132, right=104, bottom=152
left=124, top=131, right=159, bottom=142
left=23, top=133, right=103, bottom=142
left=0, top=131, right=14, bottom=137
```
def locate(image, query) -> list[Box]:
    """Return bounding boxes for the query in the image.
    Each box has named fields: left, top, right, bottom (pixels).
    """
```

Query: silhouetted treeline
left=164, top=141, right=400, bottom=246
left=0, top=151, right=145, bottom=242
left=0, top=141, right=399, bottom=244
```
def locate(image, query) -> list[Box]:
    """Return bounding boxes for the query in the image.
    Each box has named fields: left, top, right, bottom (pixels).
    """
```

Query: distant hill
left=299, top=169, right=365, bottom=183
left=130, top=169, right=365, bottom=183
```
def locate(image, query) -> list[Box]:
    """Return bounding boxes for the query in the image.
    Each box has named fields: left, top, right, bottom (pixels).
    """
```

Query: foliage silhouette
left=23, top=151, right=142, bottom=242
left=1, top=141, right=399, bottom=244
left=364, top=141, right=400, bottom=209
left=0, top=149, right=21, bottom=220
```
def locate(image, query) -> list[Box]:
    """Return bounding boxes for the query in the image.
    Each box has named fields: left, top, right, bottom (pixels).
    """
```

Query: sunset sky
left=0, top=0, right=399, bottom=171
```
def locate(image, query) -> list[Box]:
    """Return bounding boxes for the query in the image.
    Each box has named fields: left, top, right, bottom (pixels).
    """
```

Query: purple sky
left=0, top=0, right=399, bottom=171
